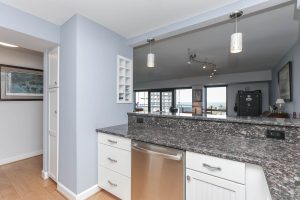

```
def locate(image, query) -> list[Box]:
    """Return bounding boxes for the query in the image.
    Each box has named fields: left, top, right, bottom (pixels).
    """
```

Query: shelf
left=117, top=55, right=133, bottom=104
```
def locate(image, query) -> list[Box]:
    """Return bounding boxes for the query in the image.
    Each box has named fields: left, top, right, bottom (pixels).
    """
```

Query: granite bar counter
left=97, top=112, right=300, bottom=200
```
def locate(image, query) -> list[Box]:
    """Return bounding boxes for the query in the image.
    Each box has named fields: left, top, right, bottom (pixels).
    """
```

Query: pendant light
left=230, top=11, right=243, bottom=54
left=147, top=38, right=155, bottom=68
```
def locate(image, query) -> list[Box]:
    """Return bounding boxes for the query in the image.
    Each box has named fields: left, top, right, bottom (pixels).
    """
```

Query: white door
left=186, top=169, right=245, bottom=200
left=48, top=47, right=59, bottom=88
left=48, top=88, right=59, bottom=181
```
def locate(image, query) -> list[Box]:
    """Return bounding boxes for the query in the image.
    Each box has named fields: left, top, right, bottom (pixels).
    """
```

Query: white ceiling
left=0, top=0, right=239, bottom=38
left=133, top=3, right=300, bottom=83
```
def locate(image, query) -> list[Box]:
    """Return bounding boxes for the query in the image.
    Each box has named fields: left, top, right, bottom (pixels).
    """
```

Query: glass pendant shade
left=147, top=53, right=155, bottom=67
left=230, top=32, right=243, bottom=53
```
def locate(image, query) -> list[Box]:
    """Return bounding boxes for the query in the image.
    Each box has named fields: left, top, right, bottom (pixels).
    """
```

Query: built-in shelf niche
left=117, top=55, right=133, bottom=103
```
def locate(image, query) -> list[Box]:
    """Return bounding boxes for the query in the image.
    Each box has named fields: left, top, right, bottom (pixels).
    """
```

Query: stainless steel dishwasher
left=132, top=141, right=185, bottom=200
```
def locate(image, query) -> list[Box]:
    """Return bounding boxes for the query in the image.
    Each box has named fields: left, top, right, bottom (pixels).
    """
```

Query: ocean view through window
left=206, top=86, right=227, bottom=115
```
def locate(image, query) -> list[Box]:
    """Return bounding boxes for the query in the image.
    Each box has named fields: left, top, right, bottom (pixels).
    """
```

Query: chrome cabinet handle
left=107, top=139, right=117, bottom=144
left=108, top=180, right=117, bottom=187
left=187, top=175, right=191, bottom=182
left=107, top=157, right=117, bottom=163
left=203, top=163, right=222, bottom=171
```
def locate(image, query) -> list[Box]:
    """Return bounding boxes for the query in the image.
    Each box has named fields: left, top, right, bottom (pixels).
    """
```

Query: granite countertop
left=97, top=124, right=300, bottom=200
left=128, top=111, right=300, bottom=128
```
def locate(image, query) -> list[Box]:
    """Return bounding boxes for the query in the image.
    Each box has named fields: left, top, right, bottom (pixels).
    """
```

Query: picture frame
left=192, top=89, right=202, bottom=102
left=278, top=61, right=292, bottom=102
left=0, top=65, right=43, bottom=101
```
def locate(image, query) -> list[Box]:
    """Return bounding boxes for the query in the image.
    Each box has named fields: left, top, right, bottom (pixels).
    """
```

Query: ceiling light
left=230, top=11, right=243, bottom=54
left=187, top=61, right=191, bottom=65
left=147, top=39, right=155, bottom=68
left=202, top=65, right=206, bottom=69
left=214, top=69, right=217, bottom=72
left=210, top=75, right=213, bottom=78
left=0, top=42, right=18, bottom=48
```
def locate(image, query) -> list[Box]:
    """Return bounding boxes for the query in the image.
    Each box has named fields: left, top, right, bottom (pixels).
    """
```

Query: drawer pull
left=203, top=163, right=222, bottom=171
left=107, top=139, right=118, bottom=144
left=108, top=180, right=118, bottom=187
left=107, top=157, right=118, bottom=163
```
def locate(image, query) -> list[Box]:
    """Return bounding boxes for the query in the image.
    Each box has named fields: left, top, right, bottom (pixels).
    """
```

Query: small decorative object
left=276, top=98, right=285, bottom=113
left=169, top=107, right=178, bottom=114
left=278, top=61, right=292, bottom=102
left=0, top=65, right=43, bottom=100
left=293, top=112, right=297, bottom=119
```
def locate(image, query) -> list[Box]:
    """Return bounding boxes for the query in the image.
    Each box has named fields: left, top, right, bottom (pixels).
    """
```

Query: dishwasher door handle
left=132, top=145, right=182, bottom=161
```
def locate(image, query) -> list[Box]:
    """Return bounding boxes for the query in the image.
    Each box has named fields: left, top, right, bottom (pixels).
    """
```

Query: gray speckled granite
left=128, top=113, right=300, bottom=143
left=97, top=124, right=300, bottom=200
left=128, top=111, right=300, bottom=128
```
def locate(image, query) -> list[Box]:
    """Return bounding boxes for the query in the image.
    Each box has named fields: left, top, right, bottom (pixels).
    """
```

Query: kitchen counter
left=97, top=124, right=300, bottom=200
left=128, top=111, right=300, bottom=128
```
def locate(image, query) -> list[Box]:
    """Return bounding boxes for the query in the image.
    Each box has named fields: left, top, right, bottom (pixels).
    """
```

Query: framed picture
left=278, top=61, right=292, bottom=102
left=192, top=89, right=202, bottom=102
left=0, top=65, right=43, bottom=101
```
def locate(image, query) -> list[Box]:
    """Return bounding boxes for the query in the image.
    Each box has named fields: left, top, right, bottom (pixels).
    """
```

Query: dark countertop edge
left=127, top=112, right=300, bottom=128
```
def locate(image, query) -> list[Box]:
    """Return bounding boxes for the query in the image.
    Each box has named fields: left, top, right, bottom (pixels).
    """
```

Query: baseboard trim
left=0, top=150, right=43, bottom=165
left=57, top=182, right=100, bottom=200
left=41, top=170, right=49, bottom=180
left=57, top=182, right=77, bottom=200
left=77, top=185, right=100, bottom=200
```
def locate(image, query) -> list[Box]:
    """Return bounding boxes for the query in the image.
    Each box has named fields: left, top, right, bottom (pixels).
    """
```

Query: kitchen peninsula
left=97, top=112, right=300, bottom=200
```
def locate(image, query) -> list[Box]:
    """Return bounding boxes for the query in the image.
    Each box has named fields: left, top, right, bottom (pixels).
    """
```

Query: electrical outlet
left=266, top=130, right=285, bottom=140
left=137, top=117, right=144, bottom=123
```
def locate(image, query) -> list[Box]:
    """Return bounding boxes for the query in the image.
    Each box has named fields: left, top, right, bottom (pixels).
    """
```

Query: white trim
left=41, top=170, right=49, bottom=180
left=77, top=185, right=100, bottom=200
left=57, top=182, right=77, bottom=200
left=57, top=182, right=100, bottom=200
left=0, top=150, right=42, bottom=165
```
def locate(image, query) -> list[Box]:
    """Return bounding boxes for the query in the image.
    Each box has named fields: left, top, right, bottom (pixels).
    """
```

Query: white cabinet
left=48, top=87, right=59, bottom=181
left=117, top=55, right=133, bottom=104
left=186, top=152, right=246, bottom=200
left=48, top=47, right=59, bottom=88
left=186, top=169, right=245, bottom=200
left=47, top=46, right=59, bottom=182
left=98, top=133, right=131, bottom=200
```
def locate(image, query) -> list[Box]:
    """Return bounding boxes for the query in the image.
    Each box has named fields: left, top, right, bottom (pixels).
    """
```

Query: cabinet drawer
left=186, top=152, right=245, bottom=184
left=98, top=133, right=131, bottom=151
left=99, top=167, right=131, bottom=200
left=99, top=144, right=131, bottom=177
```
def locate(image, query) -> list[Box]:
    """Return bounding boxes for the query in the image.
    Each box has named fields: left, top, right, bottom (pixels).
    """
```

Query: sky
left=207, top=87, right=226, bottom=103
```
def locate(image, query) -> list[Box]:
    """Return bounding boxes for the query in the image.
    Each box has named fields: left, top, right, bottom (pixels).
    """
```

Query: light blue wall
left=0, top=2, right=59, bottom=44
left=271, top=40, right=300, bottom=115
left=59, top=16, right=78, bottom=193
left=59, top=15, right=133, bottom=194
left=76, top=15, right=133, bottom=193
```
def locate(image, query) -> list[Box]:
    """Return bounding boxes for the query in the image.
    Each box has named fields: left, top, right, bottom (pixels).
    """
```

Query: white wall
left=227, top=82, right=270, bottom=116
left=0, top=46, right=43, bottom=165
left=134, top=70, right=272, bottom=90
left=272, top=40, right=300, bottom=115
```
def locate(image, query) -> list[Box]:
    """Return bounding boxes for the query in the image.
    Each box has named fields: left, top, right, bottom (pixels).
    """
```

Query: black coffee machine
left=235, top=90, right=262, bottom=117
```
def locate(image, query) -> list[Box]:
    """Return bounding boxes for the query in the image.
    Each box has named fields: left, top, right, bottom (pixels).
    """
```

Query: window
left=176, top=89, right=192, bottom=113
left=135, top=91, right=148, bottom=111
left=149, top=90, right=173, bottom=113
left=206, top=86, right=227, bottom=116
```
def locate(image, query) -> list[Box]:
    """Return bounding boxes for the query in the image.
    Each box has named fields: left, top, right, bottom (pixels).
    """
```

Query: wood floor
left=0, top=156, right=118, bottom=200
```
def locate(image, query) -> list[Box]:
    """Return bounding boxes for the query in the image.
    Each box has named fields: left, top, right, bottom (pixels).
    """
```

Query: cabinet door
left=186, top=169, right=245, bottom=200
left=48, top=47, right=59, bottom=88
left=48, top=88, right=59, bottom=181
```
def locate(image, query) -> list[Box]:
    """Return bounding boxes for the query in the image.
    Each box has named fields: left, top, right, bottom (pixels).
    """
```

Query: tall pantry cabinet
left=47, top=47, right=59, bottom=182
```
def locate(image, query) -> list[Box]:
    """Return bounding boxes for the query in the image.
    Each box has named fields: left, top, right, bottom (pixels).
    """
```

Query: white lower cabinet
left=98, top=133, right=131, bottom=200
left=186, top=169, right=245, bottom=200
left=186, top=152, right=246, bottom=200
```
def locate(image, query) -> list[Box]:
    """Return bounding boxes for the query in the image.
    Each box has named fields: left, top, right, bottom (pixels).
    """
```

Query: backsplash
left=128, top=114, right=300, bottom=143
